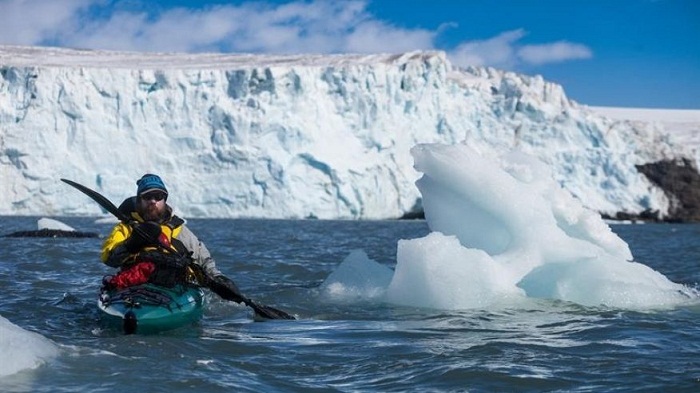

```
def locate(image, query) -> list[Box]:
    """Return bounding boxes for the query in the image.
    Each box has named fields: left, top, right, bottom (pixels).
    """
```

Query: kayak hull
left=98, top=284, right=205, bottom=334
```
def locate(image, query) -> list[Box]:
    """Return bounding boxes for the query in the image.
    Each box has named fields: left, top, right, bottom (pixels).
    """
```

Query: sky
left=0, top=0, right=698, bottom=109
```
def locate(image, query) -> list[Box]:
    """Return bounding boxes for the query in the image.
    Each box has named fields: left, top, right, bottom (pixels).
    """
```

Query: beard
left=141, top=203, right=165, bottom=221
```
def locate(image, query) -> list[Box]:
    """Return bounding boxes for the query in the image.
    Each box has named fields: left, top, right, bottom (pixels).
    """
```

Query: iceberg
left=324, top=143, right=696, bottom=310
left=0, top=316, right=59, bottom=378
left=37, top=217, right=75, bottom=231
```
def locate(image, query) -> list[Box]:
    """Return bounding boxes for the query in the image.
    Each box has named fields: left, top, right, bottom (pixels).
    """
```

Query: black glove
left=124, top=221, right=162, bottom=253
left=208, top=275, right=246, bottom=304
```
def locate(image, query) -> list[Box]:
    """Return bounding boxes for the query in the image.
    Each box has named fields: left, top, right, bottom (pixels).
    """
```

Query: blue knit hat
left=136, top=174, right=168, bottom=197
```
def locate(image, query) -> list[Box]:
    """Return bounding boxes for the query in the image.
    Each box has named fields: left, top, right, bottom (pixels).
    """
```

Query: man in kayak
left=100, top=173, right=246, bottom=304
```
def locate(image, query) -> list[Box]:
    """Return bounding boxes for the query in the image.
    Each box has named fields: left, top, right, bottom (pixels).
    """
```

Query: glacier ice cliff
left=0, top=45, right=695, bottom=219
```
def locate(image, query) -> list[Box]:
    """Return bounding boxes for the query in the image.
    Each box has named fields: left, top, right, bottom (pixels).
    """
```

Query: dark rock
left=399, top=210, right=425, bottom=220
left=602, top=209, right=662, bottom=223
left=3, top=228, right=100, bottom=238
left=636, top=159, right=700, bottom=223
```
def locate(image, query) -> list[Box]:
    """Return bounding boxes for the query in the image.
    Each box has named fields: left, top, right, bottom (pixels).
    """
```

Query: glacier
left=0, top=45, right=696, bottom=219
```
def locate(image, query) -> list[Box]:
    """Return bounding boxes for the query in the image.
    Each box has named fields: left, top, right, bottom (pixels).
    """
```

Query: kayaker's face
left=138, top=191, right=167, bottom=221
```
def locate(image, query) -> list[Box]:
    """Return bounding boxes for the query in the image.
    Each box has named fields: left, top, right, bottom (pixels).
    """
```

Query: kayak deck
left=98, top=283, right=205, bottom=334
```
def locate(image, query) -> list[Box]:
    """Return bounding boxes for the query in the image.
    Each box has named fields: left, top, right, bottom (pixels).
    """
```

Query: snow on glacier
left=592, top=106, right=700, bottom=166
left=0, top=45, right=695, bottom=219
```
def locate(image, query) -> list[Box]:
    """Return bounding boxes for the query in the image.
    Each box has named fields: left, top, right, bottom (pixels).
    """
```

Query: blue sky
left=1, top=0, right=698, bottom=108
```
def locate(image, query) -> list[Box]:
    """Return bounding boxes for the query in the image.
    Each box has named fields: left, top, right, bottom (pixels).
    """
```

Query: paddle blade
left=249, top=300, right=296, bottom=320
left=61, top=178, right=127, bottom=222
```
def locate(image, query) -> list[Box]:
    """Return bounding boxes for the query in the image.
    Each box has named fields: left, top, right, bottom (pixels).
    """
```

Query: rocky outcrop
left=2, top=228, right=100, bottom=238
left=636, top=159, right=700, bottom=222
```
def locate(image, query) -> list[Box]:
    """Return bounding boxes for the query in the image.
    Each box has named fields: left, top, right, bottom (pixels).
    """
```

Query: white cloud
left=0, top=0, right=96, bottom=45
left=448, top=29, right=526, bottom=69
left=344, top=20, right=435, bottom=54
left=518, top=41, right=593, bottom=65
left=447, top=29, right=593, bottom=69
left=0, top=0, right=592, bottom=69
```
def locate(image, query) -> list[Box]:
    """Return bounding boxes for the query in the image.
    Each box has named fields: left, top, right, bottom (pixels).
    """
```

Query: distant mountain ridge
left=1, top=45, right=698, bottom=221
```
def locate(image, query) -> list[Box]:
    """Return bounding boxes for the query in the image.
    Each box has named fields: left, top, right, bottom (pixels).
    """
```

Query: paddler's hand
left=124, top=221, right=162, bottom=252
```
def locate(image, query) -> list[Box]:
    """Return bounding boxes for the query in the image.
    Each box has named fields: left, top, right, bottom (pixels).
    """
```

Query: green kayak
left=98, top=283, right=205, bottom=334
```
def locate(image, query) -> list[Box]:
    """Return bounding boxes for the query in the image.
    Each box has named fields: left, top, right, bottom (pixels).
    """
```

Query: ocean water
left=0, top=216, right=699, bottom=392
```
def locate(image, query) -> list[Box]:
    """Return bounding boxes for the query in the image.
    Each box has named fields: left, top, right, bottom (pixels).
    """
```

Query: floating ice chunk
left=37, top=218, right=75, bottom=232
left=320, top=250, right=393, bottom=301
left=0, top=316, right=59, bottom=378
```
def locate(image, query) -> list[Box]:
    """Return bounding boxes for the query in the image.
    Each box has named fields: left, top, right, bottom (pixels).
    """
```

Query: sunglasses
left=140, top=192, right=167, bottom=202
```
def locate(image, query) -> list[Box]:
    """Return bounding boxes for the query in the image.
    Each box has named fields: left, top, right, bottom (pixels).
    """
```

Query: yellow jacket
left=100, top=219, right=183, bottom=264
left=100, top=197, right=222, bottom=278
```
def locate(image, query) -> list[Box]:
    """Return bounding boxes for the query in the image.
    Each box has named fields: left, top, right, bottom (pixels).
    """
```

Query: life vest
left=104, top=197, right=198, bottom=288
